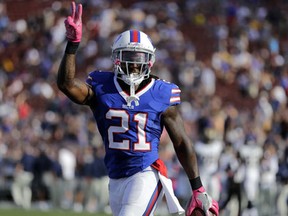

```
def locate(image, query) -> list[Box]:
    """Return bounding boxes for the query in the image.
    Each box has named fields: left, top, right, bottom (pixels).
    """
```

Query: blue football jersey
left=86, top=71, right=181, bottom=179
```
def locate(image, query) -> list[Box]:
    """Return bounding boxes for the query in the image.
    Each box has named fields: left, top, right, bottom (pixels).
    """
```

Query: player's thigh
left=109, top=167, right=163, bottom=216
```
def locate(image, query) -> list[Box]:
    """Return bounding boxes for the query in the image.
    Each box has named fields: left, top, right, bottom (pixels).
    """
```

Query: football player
left=57, top=2, right=219, bottom=216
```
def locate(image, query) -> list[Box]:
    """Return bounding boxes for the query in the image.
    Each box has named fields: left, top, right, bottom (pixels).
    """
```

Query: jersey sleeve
left=86, top=71, right=99, bottom=87
left=169, top=84, right=181, bottom=106
left=85, top=71, right=114, bottom=88
left=153, top=79, right=181, bottom=107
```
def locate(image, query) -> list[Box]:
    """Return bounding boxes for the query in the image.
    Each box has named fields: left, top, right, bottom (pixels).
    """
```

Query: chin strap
left=127, top=83, right=139, bottom=107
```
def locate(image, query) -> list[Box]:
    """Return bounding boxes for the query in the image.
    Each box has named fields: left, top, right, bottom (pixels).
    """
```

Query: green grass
left=0, top=208, right=111, bottom=216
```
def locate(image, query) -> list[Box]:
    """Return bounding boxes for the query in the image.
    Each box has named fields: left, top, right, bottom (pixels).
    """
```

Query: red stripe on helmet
left=130, top=30, right=140, bottom=42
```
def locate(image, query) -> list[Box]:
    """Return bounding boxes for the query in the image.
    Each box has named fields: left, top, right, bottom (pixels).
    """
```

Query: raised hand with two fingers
left=64, top=1, right=82, bottom=43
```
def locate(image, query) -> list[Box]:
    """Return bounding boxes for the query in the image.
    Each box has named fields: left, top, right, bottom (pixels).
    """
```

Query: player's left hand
left=64, top=1, right=82, bottom=42
left=186, top=186, right=219, bottom=216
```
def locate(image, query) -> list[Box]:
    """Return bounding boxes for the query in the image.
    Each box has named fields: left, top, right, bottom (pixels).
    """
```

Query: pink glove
left=64, top=1, right=82, bottom=42
left=186, top=186, right=219, bottom=216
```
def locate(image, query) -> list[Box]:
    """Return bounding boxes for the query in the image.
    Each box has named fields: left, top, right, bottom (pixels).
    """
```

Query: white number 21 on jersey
left=106, top=109, right=151, bottom=151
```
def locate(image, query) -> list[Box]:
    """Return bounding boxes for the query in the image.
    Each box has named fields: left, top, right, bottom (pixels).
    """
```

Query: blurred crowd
left=0, top=0, right=288, bottom=215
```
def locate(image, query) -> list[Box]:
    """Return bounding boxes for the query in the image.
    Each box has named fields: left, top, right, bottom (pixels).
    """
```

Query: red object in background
left=18, top=102, right=31, bottom=120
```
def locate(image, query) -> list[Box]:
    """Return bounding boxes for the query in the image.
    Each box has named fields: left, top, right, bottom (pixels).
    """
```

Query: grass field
left=0, top=204, right=175, bottom=216
left=0, top=208, right=111, bottom=216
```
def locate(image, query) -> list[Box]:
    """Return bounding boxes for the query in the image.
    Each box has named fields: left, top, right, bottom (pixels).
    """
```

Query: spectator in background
left=46, top=146, right=63, bottom=209
left=258, top=142, right=279, bottom=216
left=239, top=135, right=263, bottom=215
left=194, top=125, right=223, bottom=201
left=10, top=145, right=35, bottom=209
left=219, top=150, right=245, bottom=216
left=276, top=146, right=288, bottom=216
left=11, top=162, right=33, bottom=209
left=80, top=145, right=109, bottom=213
left=200, top=59, right=216, bottom=98
left=31, top=144, right=53, bottom=209
left=58, top=145, right=77, bottom=209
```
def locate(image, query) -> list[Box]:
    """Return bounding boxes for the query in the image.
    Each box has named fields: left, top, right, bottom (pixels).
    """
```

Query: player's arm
left=57, top=50, right=93, bottom=105
left=162, top=105, right=199, bottom=179
left=57, top=1, right=93, bottom=105
left=162, top=105, right=219, bottom=216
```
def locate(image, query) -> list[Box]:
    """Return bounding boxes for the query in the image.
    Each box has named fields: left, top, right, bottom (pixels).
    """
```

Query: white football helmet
left=111, top=30, right=156, bottom=86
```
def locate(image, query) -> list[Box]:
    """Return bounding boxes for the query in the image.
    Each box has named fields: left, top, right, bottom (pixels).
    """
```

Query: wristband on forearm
left=65, top=41, right=80, bottom=54
left=189, top=176, right=203, bottom=190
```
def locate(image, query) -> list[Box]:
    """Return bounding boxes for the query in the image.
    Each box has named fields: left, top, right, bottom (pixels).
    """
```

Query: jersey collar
left=114, top=76, right=155, bottom=103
